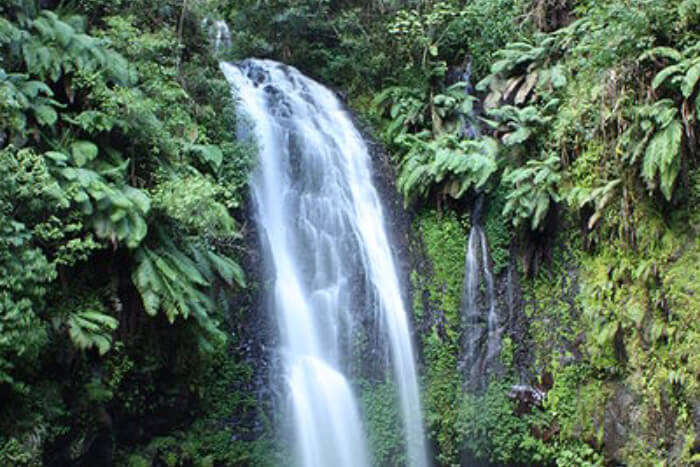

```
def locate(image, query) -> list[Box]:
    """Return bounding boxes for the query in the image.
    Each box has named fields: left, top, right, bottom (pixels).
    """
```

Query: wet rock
left=508, top=384, right=545, bottom=415
left=603, top=385, right=637, bottom=463
left=693, top=399, right=700, bottom=453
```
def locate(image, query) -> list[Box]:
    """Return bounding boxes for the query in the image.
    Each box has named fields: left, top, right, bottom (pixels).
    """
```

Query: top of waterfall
left=201, top=18, right=231, bottom=53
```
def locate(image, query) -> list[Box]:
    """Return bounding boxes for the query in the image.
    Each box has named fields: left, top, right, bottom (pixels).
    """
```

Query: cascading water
left=461, top=197, right=503, bottom=389
left=201, top=18, right=231, bottom=52
left=221, top=59, right=427, bottom=467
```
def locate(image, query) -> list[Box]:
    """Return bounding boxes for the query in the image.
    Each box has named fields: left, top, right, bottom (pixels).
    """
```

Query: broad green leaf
left=549, top=65, right=567, bottom=88
left=643, top=119, right=682, bottom=201
left=71, top=141, right=98, bottom=167
left=681, top=62, right=700, bottom=98
left=44, top=151, right=69, bottom=163
left=33, top=104, right=57, bottom=125
left=189, top=144, right=223, bottom=170
left=652, top=64, right=683, bottom=90
left=503, top=127, right=531, bottom=146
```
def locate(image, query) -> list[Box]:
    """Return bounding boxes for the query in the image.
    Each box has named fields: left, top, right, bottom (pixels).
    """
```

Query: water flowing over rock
left=201, top=18, right=231, bottom=52
left=221, top=59, right=428, bottom=467
left=461, top=197, right=503, bottom=390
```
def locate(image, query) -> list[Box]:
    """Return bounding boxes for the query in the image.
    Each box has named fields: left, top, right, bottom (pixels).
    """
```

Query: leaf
left=681, top=62, right=700, bottom=98
left=639, top=47, right=682, bottom=62
left=127, top=213, right=147, bottom=249
left=188, top=144, right=223, bottom=170
left=207, top=250, right=246, bottom=287
left=549, top=65, right=567, bottom=88
left=652, top=64, right=683, bottom=90
left=67, top=309, right=118, bottom=355
left=643, top=119, right=682, bottom=201
left=532, top=192, right=550, bottom=230
left=44, top=151, right=69, bottom=163
left=20, top=80, right=52, bottom=98
left=515, top=72, right=538, bottom=104
left=503, top=127, right=532, bottom=146
left=33, top=104, right=57, bottom=126
left=502, top=76, right=524, bottom=102
left=70, top=141, right=98, bottom=167
left=626, top=302, right=645, bottom=327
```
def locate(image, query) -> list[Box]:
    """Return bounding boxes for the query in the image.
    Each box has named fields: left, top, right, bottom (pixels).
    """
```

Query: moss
left=115, top=335, right=280, bottom=466
left=415, top=209, right=467, bottom=330
left=360, top=379, right=406, bottom=467
left=411, top=209, right=467, bottom=464
left=512, top=205, right=699, bottom=465
left=483, top=189, right=512, bottom=276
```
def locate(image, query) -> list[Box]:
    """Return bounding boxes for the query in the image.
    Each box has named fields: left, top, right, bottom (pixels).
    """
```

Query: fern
left=502, top=155, right=561, bottom=230
left=47, top=148, right=150, bottom=249
left=644, top=44, right=700, bottom=99
left=7, top=11, right=131, bottom=85
left=488, top=100, right=558, bottom=148
left=373, top=85, right=429, bottom=141
left=50, top=292, right=118, bottom=356
left=642, top=119, right=683, bottom=200
left=0, top=69, right=60, bottom=136
left=396, top=132, right=498, bottom=203
left=476, top=33, right=566, bottom=108
left=132, top=229, right=245, bottom=350
left=67, top=309, right=118, bottom=355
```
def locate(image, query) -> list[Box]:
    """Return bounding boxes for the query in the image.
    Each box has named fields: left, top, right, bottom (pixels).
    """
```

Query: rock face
left=231, top=202, right=279, bottom=439
left=603, top=385, right=637, bottom=462
left=355, top=116, right=419, bottom=375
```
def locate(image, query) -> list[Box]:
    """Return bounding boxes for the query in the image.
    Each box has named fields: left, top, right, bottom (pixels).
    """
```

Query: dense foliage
left=0, top=0, right=274, bottom=464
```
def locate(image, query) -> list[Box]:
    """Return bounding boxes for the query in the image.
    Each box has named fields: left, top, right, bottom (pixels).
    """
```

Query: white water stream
left=222, top=59, right=427, bottom=467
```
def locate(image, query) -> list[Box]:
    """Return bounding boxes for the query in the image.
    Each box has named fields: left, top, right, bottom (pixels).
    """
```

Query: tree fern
left=132, top=229, right=245, bottom=349
left=476, top=33, right=567, bottom=108
left=488, top=100, right=558, bottom=148
left=0, top=69, right=60, bottom=137
left=9, top=11, right=130, bottom=85
left=50, top=149, right=150, bottom=249
left=66, top=309, right=118, bottom=355
left=373, top=85, right=429, bottom=141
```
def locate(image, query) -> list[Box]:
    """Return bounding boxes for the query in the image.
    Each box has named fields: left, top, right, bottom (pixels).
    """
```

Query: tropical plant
left=387, top=2, right=462, bottom=71
left=373, top=85, right=429, bottom=142
left=396, top=132, right=498, bottom=203
left=476, top=34, right=568, bottom=109
left=502, top=155, right=561, bottom=230
left=628, top=43, right=700, bottom=201
left=488, top=100, right=558, bottom=148
left=132, top=228, right=245, bottom=350
left=0, top=11, right=130, bottom=85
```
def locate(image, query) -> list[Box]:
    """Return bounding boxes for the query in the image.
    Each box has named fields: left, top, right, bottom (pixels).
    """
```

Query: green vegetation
left=412, top=210, right=466, bottom=464
left=2, top=0, right=698, bottom=465
left=360, top=379, right=406, bottom=467
left=0, top=0, right=272, bottom=464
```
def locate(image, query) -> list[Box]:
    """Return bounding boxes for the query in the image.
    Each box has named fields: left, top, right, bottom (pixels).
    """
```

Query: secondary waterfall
left=461, top=197, right=502, bottom=390
left=221, top=59, right=427, bottom=467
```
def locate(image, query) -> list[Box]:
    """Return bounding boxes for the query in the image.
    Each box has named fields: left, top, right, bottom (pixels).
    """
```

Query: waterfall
left=221, top=59, right=427, bottom=467
left=461, top=198, right=502, bottom=389
left=202, top=18, right=231, bottom=52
